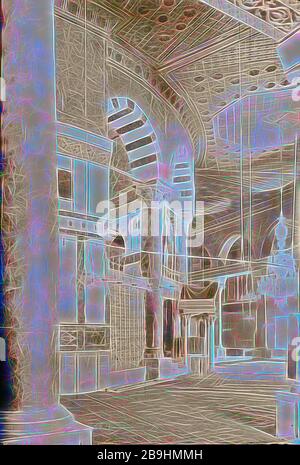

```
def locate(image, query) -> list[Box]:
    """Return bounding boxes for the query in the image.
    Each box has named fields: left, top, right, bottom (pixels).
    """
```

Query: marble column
left=209, top=315, right=216, bottom=370
left=216, top=278, right=226, bottom=359
left=144, top=289, right=163, bottom=360
left=142, top=203, right=163, bottom=379
left=0, top=0, right=91, bottom=444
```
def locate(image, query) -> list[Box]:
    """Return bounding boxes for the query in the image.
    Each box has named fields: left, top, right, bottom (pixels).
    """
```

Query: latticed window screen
left=109, top=284, right=145, bottom=371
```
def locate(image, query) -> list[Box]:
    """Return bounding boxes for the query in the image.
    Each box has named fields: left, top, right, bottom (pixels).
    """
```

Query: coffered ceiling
left=56, top=0, right=300, bottom=204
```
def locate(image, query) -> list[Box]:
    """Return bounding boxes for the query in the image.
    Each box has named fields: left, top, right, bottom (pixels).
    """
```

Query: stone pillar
left=209, top=315, right=216, bottom=370
left=0, top=0, right=91, bottom=444
left=142, top=202, right=163, bottom=379
left=216, top=278, right=226, bottom=359
left=251, top=296, right=271, bottom=358
left=144, top=289, right=163, bottom=360
left=183, top=314, right=189, bottom=364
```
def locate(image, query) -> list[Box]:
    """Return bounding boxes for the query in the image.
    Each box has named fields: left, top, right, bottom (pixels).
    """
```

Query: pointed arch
left=219, top=234, right=241, bottom=263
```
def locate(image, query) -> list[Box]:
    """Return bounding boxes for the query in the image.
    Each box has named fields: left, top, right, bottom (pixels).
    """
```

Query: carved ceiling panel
left=169, top=32, right=288, bottom=164
left=110, top=0, right=244, bottom=65
left=55, top=15, right=106, bottom=134
left=227, top=0, right=300, bottom=33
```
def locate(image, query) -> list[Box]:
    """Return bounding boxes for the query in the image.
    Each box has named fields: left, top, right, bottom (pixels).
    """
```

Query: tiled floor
left=61, top=372, right=288, bottom=444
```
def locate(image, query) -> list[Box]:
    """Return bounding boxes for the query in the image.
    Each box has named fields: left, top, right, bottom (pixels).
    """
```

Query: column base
left=216, top=346, right=226, bottom=360
left=248, top=348, right=272, bottom=359
left=143, top=347, right=164, bottom=380
left=276, top=388, right=300, bottom=440
left=0, top=404, right=92, bottom=445
left=144, top=358, right=160, bottom=380
left=144, top=347, right=163, bottom=359
left=188, top=355, right=210, bottom=377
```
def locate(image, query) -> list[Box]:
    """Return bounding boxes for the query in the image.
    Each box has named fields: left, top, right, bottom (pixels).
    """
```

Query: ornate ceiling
left=55, top=0, right=300, bottom=206
left=110, top=0, right=242, bottom=65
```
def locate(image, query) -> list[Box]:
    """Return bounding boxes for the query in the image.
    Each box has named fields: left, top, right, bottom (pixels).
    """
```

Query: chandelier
left=257, top=214, right=298, bottom=309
